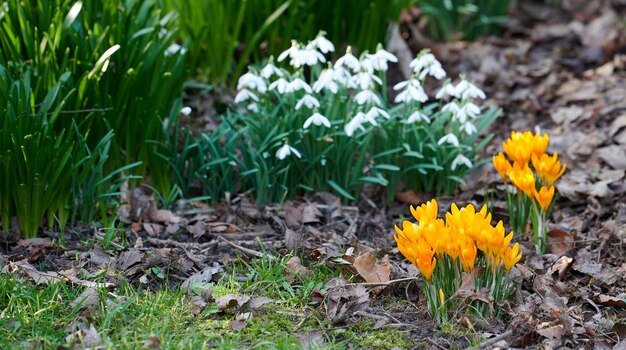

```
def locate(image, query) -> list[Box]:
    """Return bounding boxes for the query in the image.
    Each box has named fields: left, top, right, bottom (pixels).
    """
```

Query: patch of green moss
left=333, top=321, right=412, bottom=350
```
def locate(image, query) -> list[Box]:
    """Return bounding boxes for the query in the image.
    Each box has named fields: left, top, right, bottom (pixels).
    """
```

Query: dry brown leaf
left=247, top=297, right=273, bottom=309
left=285, top=256, right=311, bottom=277
left=181, top=263, right=224, bottom=292
left=325, top=284, right=370, bottom=324
left=302, top=203, right=323, bottom=224
left=596, top=145, right=626, bottom=170
left=4, top=260, right=113, bottom=288
left=16, top=238, right=52, bottom=249
left=215, top=294, right=250, bottom=311
left=594, top=294, right=626, bottom=308
left=536, top=323, right=565, bottom=339
left=284, top=228, right=302, bottom=251
left=310, top=245, right=342, bottom=263
left=238, top=196, right=262, bottom=220
left=116, top=250, right=145, bottom=271
left=454, top=272, right=477, bottom=299
left=547, top=256, right=573, bottom=280
left=230, top=319, right=247, bottom=331
left=395, top=190, right=423, bottom=206
left=572, top=260, right=602, bottom=275
left=547, top=228, right=576, bottom=255
left=352, top=252, right=390, bottom=284
left=86, top=246, right=113, bottom=268
left=70, top=287, right=100, bottom=310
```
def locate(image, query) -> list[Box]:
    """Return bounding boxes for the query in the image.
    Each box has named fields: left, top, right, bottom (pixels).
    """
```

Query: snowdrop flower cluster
left=390, top=49, right=489, bottom=171
left=232, top=32, right=495, bottom=197
left=234, top=32, right=402, bottom=161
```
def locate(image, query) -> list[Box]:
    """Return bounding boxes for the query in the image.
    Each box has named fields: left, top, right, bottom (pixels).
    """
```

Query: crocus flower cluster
left=395, top=199, right=521, bottom=323
left=492, top=131, right=566, bottom=252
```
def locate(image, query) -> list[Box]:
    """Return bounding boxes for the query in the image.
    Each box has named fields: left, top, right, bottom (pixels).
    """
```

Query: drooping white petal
left=261, top=61, right=283, bottom=79
left=334, top=46, right=360, bottom=72
left=406, top=111, right=430, bottom=124
left=366, top=107, right=391, bottom=120
left=295, top=94, right=320, bottom=110
left=276, top=144, right=302, bottom=160
left=180, top=106, right=192, bottom=116
left=459, top=121, right=477, bottom=135
left=234, top=89, right=258, bottom=103
left=269, top=78, right=288, bottom=94
left=355, top=90, right=381, bottom=106
left=451, top=153, right=473, bottom=171
left=435, top=82, right=459, bottom=99
left=437, top=133, right=460, bottom=147
left=393, top=80, right=409, bottom=91
left=311, top=32, right=335, bottom=53
left=285, top=78, right=312, bottom=94
left=303, top=112, right=331, bottom=129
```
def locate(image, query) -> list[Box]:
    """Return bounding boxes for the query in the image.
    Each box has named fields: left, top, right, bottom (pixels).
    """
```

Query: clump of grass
left=0, top=0, right=185, bottom=204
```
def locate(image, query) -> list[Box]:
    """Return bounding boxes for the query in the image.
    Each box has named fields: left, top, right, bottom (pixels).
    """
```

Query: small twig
left=275, top=310, right=306, bottom=317
left=422, top=337, right=447, bottom=350
left=355, top=310, right=389, bottom=322
left=351, top=276, right=417, bottom=287
left=146, top=238, right=216, bottom=250
left=476, top=330, right=513, bottom=349
left=217, top=236, right=274, bottom=260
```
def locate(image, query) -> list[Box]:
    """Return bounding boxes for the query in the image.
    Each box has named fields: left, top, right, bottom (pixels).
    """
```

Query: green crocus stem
left=532, top=203, right=545, bottom=254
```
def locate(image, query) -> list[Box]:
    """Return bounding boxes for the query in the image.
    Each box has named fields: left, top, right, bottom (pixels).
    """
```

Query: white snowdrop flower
left=410, top=52, right=438, bottom=73
left=459, top=121, right=477, bottom=135
left=461, top=102, right=481, bottom=119
left=456, top=79, right=486, bottom=100
left=355, top=90, right=381, bottom=106
left=357, top=110, right=378, bottom=126
left=332, top=66, right=353, bottom=87
left=234, top=89, right=258, bottom=104
left=311, top=31, right=335, bottom=54
left=278, top=40, right=301, bottom=62
left=313, top=68, right=339, bottom=93
left=366, top=107, right=391, bottom=120
left=295, top=94, right=320, bottom=110
left=345, top=111, right=377, bottom=137
left=366, top=44, right=398, bottom=71
left=277, top=41, right=311, bottom=68
left=303, top=42, right=326, bottom=66
left=410, top=50, right=446, bottom=80
left=352, top=70, right=382, bottom=90
left=437, top=133, right=460, bottom=147
left=303, top=111, right=331, bottom=129
left=269, top=78, right=288, bottom=94
left=418, top=63, right=446, bottom=80
left=443, top=102, right=463, bottom=121
left=247, top=103, right=260, bottom=113
left=394, top=81, right=428, bottom=104
left=276, top=143, right=302, bottom=160
left=237, top=72, right=267, bottom=93
left=180, top=106, right=192, bottom=116
left=165, top=43, right=186, bottom=56
left=334, top=46, right=360, bottom=72
left=285, top=78, right=312, bottom=94
left=260, top=58, right=283, bottom=79
left=344, top=115, right=365, bottom=137
left=435, top=81, right=460, bottom=99
left=406, top=111, right=430, bottom=124
left=451, top=153, right=473, bottom=171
